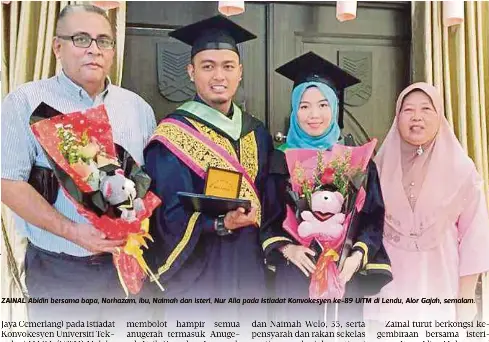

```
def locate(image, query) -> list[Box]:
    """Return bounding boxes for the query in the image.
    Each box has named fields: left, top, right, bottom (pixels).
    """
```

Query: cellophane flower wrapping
left=284, top=140, right=377, bottom=299
left=30, top=103, right=162, bottom=295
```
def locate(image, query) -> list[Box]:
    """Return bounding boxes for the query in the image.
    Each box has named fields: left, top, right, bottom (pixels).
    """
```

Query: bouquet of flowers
left=283, top=139, right=377, bottom=299
left=30, top=102, right=163, bottom=295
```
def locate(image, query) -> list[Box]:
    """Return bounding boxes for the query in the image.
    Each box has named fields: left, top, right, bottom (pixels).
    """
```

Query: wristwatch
left=215, top=215, right=232, bottom=236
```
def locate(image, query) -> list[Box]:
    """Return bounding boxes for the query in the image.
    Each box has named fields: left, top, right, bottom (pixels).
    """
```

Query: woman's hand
left=338, top=251, right=363, bottom=284
left=281, top=244, right=316, bottom=277
left=456, top=274, right=480, bottom=322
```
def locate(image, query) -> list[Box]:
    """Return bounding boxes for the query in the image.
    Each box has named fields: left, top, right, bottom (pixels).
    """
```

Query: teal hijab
left=280, top=81, right=340, bottom=151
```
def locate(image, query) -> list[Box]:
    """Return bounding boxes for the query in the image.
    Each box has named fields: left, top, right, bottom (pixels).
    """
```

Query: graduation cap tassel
left=218, top=1, right=245, bottom=16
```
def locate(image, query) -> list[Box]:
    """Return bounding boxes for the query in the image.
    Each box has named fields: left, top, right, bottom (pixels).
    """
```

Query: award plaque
left=177, top=167, right=250, bottom=216
left=204, top=167, right=242, bottom=199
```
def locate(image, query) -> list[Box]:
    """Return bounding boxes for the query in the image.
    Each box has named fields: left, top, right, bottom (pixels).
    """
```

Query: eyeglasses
left=57, top=34, right=115, bottom=50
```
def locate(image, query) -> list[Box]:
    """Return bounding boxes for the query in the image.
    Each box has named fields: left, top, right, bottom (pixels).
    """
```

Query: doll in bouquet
left=260, top=52, right=392, bottom=324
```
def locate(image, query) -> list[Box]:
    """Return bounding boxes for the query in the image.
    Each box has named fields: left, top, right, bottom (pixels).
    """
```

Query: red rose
left=321, top=167, right=335, bottom=185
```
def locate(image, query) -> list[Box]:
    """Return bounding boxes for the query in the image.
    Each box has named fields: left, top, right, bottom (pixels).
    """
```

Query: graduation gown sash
left=149, top=117, right=262, bottom=224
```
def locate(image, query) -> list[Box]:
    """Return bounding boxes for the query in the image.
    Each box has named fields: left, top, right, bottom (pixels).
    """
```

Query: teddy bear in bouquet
left=298, top=190, right=346, bottom=241
left=99, top=167, right=146, bottom=222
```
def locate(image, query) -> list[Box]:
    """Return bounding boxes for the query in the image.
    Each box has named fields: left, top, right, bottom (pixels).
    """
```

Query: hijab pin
left=416, top=145, right=424, bottom=156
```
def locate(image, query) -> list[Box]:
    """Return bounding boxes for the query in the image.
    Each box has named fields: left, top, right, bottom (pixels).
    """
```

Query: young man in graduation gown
left=143, top=16, right=273, bottom=324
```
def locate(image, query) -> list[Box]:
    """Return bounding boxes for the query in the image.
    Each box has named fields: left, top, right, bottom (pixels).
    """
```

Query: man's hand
left=2, top=180, right=125, bottom=254
left=223, top=206, right=257, bottom=230
left=282, top=244, right=316, bottom=277
left=66, top=222, right=125, bottom=254
left=338, top=250, right=363, bottom=284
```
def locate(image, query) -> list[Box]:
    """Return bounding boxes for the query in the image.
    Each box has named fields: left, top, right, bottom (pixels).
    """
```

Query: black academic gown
left=143, top=102, right=274, bottom=324
left=260, top=147, right=393, bottom=326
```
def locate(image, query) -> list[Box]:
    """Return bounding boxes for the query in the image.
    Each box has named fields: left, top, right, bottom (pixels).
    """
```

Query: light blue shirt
left=1, top=71, right=156, bottom=256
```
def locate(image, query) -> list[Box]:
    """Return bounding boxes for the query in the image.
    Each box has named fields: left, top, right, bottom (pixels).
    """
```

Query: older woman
left=364, top=82, right=489, bottom=322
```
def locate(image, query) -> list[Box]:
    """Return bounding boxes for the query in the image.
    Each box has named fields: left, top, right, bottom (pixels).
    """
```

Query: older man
left=1, top=4, right=156, bottom=320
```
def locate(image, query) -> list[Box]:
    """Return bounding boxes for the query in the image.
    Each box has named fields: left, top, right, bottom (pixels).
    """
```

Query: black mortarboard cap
left=169, top=15, right=256, bottom=58
left=275, top=51, right=361, bottom=128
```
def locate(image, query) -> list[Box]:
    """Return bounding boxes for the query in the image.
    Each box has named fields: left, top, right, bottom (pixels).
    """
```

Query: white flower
left=86, top=160, right=101, bottom=190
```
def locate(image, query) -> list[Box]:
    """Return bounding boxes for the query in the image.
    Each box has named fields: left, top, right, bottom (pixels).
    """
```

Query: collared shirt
left=1, top=71, right=156, bottom=256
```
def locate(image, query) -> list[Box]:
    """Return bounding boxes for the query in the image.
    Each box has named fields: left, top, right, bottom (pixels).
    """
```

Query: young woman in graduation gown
left=260, top=52, right=392, bottom=325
